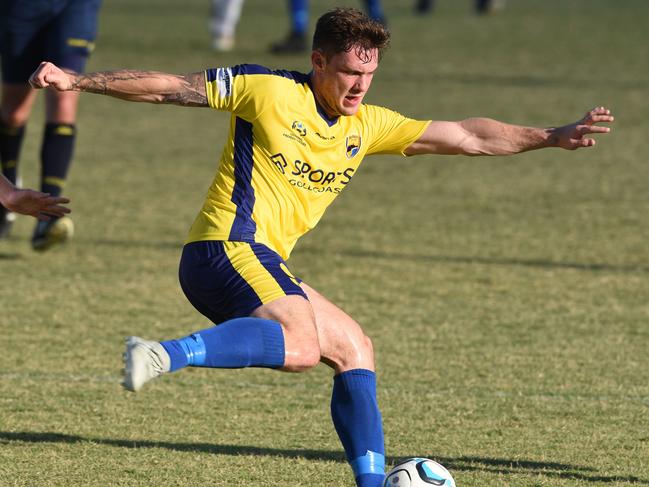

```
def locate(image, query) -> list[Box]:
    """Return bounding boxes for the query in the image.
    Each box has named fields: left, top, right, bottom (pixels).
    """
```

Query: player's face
left=312, top=47, right=379, bottom=117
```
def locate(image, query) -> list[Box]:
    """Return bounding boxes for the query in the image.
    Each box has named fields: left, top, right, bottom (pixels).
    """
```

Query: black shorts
left=0, top=0, right=102, bottom=83
left=179, top=240, right=308, bottom=325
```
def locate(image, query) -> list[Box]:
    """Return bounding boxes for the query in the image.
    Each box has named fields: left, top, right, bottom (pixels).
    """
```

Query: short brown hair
left=312, top=7, right=390, bottom=61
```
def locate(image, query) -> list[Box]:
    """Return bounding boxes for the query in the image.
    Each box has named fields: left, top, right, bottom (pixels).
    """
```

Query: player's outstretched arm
left=29, top=62, right=208, bottom=107
left=0, top=174, right=70, bottom=220
left=405, top=107, right=614, bottom=156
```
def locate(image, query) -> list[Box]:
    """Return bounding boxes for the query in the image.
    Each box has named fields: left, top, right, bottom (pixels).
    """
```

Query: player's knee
left=334, top=333, right=374, bottom=371
left=363, top=334, right=374, bottom=358
left=298, top=343, right=321, bottom=370
left=359, top=334, right=375, bottom=364
left=283, top=331, right=321, bottom=372
left=0, top=107, right=29, bottom=128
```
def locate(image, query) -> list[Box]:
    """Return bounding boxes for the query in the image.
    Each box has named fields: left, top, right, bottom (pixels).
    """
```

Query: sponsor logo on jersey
left=345, top=135, right=361, bottom=158
left=291, top=121, right=307, bottom=137
left=271, top=152, right=356, bottom=194
left=315, top=131, right=336, bottom=141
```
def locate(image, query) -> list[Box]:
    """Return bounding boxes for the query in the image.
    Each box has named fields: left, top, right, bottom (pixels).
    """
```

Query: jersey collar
left=307, top=72, right=340, bottom=127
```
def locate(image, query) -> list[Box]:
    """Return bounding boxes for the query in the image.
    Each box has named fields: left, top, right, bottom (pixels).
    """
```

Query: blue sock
left=363, top=0, right=385, bottom=23
left=289, top=0, right=308, bottom=34
left=331, top=369, right=385, bottom=487
left=160, top=317, right=285, bottom=372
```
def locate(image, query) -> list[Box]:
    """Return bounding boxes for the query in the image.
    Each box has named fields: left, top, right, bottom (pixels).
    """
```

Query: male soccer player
left=0, top=0, right=101, bottom=249
left=29, top=8, right=613, bottom=487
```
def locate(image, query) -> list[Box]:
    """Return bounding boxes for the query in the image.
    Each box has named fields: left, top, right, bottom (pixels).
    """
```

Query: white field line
left=1, top=371, right=648, bottom=404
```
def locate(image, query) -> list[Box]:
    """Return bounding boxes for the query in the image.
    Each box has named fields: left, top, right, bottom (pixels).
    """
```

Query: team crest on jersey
left=345, top=135, right=361, bottom=158
left=292, top=121, right=307, bottom=137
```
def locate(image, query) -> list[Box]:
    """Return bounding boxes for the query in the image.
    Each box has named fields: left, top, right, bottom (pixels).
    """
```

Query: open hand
left=2, top=188, right=71, bottom=220
left=553, top=107, right=614, bottom=150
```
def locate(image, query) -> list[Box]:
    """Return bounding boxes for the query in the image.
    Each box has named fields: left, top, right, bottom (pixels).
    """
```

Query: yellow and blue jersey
left=186, top=64, right=430, bottom=260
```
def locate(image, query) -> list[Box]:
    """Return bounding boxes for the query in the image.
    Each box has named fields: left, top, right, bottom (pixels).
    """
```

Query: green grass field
left=1, top=0, right=648, bottom=485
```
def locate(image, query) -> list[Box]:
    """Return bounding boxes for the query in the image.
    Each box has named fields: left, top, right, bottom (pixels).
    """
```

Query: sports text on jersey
left=190, top=64, right=430, bottom=259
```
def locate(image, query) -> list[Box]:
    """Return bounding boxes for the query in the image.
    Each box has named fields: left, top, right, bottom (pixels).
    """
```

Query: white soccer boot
left=212, top=34, right=235, bottom=52
left=122, top=336, right=171, bottom=392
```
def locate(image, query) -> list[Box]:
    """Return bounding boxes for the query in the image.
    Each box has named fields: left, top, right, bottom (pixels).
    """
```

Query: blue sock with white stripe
left=290, top=0, right=308, bottom=34
left=160, top=317, right=285, bottom=371
left=363, top=0, right=385, bottom=23
left=331, top=369, right=385, bottom=487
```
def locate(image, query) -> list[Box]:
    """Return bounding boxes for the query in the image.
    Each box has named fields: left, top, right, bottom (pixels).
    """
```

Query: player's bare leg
left=251, top=294, right=321, bottom=371
left=123, top=293, right=321, bottom=391
left=252, top=282, right=384, bottom=486
left=300, top=281, right=385, bottom=487
left=1, top=83, right=37, bottom=126
left=45, top=87, right=79, bottom=124
left=299, top=282, right=375, bottom=373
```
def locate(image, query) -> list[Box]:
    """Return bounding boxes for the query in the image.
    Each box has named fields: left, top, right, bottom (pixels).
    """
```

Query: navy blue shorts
left=0, top=0, right=102, bottom=83
left=179, top=241, right=309, bottom=325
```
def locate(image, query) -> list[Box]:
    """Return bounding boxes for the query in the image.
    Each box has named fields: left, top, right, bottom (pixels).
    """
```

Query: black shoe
left=31, top=216, right=74, bottom=251
left=270, top=31, right=307, bottom=54
left=476, top=0, right=489, bottom=14
left=415, top=0, right=434, bottom=14
left=0, top=205, right=14, bottom=239
left=476, top=0, right=505, bottom=14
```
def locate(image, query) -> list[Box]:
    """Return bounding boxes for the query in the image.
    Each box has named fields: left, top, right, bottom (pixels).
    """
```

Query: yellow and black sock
left=41, top=123, right=76, bottom=197
left=0, top=122, right=26, bottom=185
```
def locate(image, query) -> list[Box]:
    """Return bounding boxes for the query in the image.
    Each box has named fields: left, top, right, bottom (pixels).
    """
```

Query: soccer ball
left=383, top=458, right=456, bottom=487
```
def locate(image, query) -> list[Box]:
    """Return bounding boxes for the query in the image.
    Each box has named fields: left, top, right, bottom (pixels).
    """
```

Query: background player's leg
left=289, top=0, right=309, bottom=35
left=210, top=0, right=245, bottom=51
left=0, top=84, right=36, bottom=237
left=300, top=282, right=385, bottom=487
left=362, top=0, right=386, bottom=24
left=415, top=0, right=434, bottom=14
left=41, top=89, right=78, bottom=198
left=30, top=88, right=78, bottom=250
left=270, top=0, right=309, bottom=53
left=32, top=0, right=101, bottom=250
left=0, top=83, right=36, bottom=129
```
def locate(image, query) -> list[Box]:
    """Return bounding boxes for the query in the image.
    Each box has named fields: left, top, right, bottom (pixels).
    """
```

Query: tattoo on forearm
left=71, top=70, right=208, bottom=107
left=70, top=73, right=107, bottom=94
left=163, top=73, right=208, bottom=106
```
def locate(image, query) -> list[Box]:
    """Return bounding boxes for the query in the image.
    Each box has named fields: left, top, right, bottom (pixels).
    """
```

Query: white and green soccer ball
left=383, top=458, right=456, bottom=487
